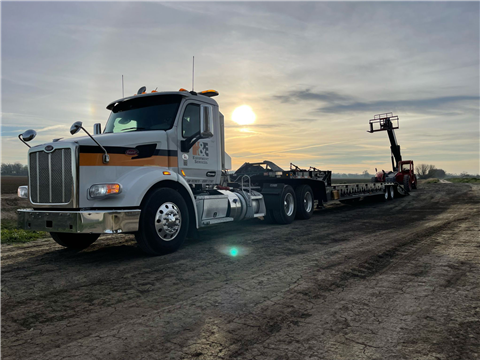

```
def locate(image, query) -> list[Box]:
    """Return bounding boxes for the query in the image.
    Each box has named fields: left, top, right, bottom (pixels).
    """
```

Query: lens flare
left=230, top=248, right=239, bottom=257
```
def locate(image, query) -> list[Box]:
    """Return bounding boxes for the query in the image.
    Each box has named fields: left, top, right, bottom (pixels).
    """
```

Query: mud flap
left=260, top=183, right=287, bottom=211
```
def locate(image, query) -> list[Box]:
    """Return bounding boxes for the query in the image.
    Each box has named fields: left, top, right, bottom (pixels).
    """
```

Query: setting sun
left=232, top=105, right=256, bottom=125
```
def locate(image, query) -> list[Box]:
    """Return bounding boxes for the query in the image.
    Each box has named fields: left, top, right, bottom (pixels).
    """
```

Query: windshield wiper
left=120, top=127, right=147, bottom=132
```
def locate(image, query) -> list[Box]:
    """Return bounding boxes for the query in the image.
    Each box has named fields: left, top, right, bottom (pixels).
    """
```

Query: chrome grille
left=29, top=149, right=73, bottom=204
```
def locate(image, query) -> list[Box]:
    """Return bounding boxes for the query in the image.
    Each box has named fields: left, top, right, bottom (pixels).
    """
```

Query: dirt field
left=2, top=183, right=479, bottom=360
left=1, top=176, right=28, bottom=195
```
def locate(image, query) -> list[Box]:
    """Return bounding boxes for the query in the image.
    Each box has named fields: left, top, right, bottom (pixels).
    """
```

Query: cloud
left=316, top=95, right=479, bottom=114
left=273, top=89, right=352, bottom=104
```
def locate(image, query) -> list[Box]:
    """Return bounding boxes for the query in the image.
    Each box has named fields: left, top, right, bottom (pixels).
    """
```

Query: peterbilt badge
left=125, top=149, right=139, bottom=156
left=44, top=145, right=54, bottom=152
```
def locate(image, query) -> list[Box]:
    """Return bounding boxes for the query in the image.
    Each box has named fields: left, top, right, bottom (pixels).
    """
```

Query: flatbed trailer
left=231, top=161, right=400, bottom=213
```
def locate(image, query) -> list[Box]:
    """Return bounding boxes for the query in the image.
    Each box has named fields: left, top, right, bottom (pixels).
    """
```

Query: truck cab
left=17, top=88, right=268, bottom=255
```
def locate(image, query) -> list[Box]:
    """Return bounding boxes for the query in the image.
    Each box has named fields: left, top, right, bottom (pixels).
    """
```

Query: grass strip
left=1, top=220, right=48, bottom=244
left=446, top=177, right=480, bottom=184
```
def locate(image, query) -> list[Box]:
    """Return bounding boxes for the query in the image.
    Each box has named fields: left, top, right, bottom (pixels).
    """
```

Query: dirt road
left=2, top=183, right=479, bottom=360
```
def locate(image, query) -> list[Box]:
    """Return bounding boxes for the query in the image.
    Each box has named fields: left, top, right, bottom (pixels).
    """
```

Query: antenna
left=122, top=75, right=124, bottom=98
left=192, top=56, right=195, bottom=91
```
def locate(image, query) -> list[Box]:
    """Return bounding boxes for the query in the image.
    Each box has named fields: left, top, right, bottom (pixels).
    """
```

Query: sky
left=2, top=1, right=479, bottom=174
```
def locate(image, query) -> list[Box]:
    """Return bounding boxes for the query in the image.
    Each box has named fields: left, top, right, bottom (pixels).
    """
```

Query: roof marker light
left=199, top=90, right=219, bottom=97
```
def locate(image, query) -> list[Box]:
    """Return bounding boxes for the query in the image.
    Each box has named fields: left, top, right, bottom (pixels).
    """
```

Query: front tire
left=411, top=176, right=418, bottom=190
left=295, top=184, right=314, bottom=220
left=135, top=188, right=189, bottom=255
left=403, top=175, right=411, bottom=194
left=273, top=185, right=296, bottom=224
left=50, top=233, right=99, bottom=250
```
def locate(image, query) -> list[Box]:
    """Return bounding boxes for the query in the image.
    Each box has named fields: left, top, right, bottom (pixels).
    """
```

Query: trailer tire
left=389, top=185, right=395, bottom=199
left=50, top=233, right=99, bottom=250
left=273, top=185, right=296, bottom=224
left=403, top=175, right=411, bottom=194
left=295, top=184, right=314, bottom=220
left=135, top=188, right=189, bottom=255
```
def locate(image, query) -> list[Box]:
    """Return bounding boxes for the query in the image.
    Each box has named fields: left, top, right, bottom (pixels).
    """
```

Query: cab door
left=178, top=101, right=219, bottom=186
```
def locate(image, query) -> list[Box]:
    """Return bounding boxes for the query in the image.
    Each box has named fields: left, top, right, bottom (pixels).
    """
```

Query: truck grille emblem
left=125, top=149, right=139, bottom=156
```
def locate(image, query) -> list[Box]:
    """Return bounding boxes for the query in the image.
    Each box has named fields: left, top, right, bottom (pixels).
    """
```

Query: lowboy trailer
left=16, top=88, right=405, bottom=255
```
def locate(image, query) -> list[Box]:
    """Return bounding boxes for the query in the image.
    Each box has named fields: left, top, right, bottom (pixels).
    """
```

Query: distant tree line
left=415, top=164, right=446, bottom=179
left=415, top=164, right=479, bottom=179
left=1, top=163, right=28, bottom=176
left=0, top=163, right=28, bottom=176
left=332, top=170, right=372, bottom=178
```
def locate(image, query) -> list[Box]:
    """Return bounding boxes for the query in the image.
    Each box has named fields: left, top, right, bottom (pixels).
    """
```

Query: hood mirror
left=70, top=121, right=83, bottom=135
left=68, top=121, right=109, bottom=164
left=18, top=129, right=37, bottom=148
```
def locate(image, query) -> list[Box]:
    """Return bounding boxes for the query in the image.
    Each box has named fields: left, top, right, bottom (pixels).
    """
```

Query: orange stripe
left=79, top=153, right=178, bottom=167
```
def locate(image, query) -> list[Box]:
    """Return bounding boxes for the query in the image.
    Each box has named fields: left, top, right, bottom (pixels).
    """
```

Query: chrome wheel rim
left=155, top=202, right=182, bottom=241
left=284, top=193, right=295, bottom=217
left=390, top=186, right=395, bottom=199
left=304, top=191, right=313, bottom=212
left=384, top=189, right=389, bottom=200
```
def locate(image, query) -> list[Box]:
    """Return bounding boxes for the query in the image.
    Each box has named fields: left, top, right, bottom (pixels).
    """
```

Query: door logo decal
left=192, top=142, right=208, bottom=157
left=192, top=142, right=209, bottom=164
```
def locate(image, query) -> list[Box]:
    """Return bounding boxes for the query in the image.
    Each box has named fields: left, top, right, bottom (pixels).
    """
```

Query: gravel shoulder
left=2, top=183, right=479, bottom=360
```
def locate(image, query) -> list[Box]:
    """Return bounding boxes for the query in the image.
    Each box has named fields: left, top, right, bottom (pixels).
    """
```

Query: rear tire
left=295, top=184, right=314, bottom=220
left=135, top=188, right=189, bottom=255
left=50, top=233, right=99, bottom=250
left=403, top=175, right=411, bottom=194
left=273, top=185, right=296, bottom=224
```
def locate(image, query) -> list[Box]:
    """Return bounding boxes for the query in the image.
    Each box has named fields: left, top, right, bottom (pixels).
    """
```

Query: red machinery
left=368, top=113, right=417, bottom=193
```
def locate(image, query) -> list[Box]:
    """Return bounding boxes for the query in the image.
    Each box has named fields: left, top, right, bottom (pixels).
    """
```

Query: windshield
left=104, top=95, right=182, bottom=133
left=401, top=163, right=410, bottom=171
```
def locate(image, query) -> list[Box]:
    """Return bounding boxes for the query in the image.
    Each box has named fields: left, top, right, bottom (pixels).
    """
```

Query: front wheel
left=135, top=188, right=189, bottom=255
left=50, top=233, right=99, bottom=250
left=403, top=175, right=411, bottom=194
left=273, top=185, right=296, bottom=224
left=411, top=176, right=418, bottom=190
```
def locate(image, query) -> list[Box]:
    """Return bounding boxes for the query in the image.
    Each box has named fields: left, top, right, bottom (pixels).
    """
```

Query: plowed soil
left=2, top=183, right=479, bottom=360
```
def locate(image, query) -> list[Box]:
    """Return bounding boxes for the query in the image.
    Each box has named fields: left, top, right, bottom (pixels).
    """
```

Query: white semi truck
left=17, top=88, right=398, bottom=255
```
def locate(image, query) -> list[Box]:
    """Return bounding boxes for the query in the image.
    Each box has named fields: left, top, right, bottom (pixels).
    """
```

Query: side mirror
left=93, top=123, right=102, bottom=135
left=200, top=105, right=214, bottom=138
left=70, top=121, right=83, bottom=135
left=18, top=129, right=37, bottom=148
left=21, top=129, right=37, bottom=142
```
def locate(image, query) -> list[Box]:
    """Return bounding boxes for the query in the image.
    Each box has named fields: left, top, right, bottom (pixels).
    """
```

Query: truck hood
left=29, top=131, right=169, bottom=150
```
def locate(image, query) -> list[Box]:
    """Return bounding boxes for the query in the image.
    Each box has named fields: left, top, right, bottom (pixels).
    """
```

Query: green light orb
left=230, top=248, right=239, bottom=257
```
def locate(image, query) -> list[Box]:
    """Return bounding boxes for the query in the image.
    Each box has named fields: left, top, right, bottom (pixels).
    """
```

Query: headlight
left=88, top=184, right=122, bottom=199
left=17, top=186, right=28, bottom=199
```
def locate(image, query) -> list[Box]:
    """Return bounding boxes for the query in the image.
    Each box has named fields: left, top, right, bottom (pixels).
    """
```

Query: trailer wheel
left=135, top=188, right=189, bottom=255
left=50, top=233, right=99, bottom=250
left=273, top=185, right=296, bottom=224
left=403, top=175, right=411, bottom=194
left=382, top=188, right=389, bottom=201
left=295, top=185, right=314, bottom=220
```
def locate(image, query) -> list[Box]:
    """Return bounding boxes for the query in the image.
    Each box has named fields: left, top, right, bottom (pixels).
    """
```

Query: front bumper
left=17, top=209, right=141, bottom=234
